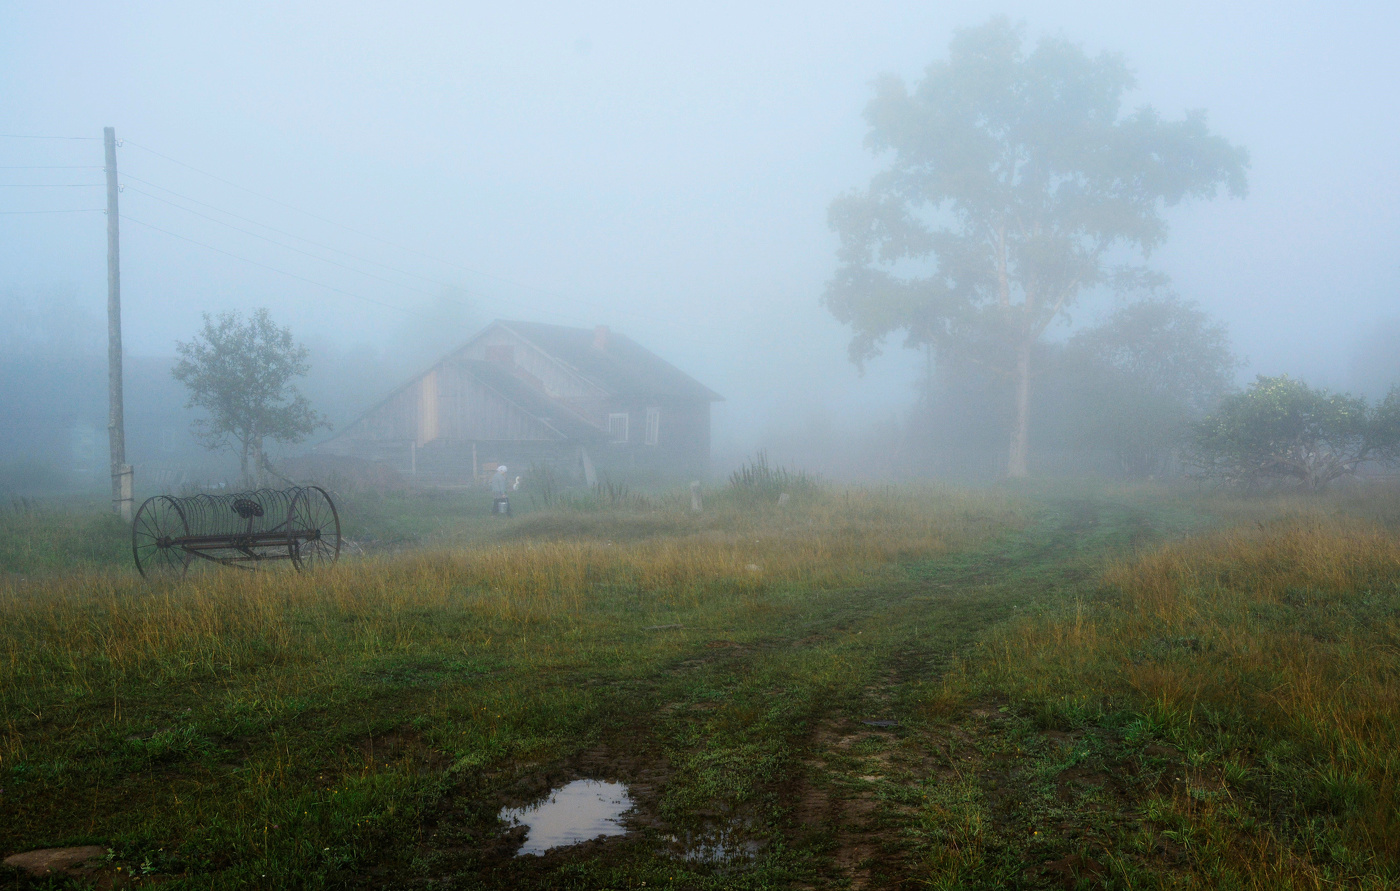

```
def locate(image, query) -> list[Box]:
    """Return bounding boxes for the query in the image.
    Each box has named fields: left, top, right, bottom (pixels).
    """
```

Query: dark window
left=608, top=412, right=629, bottom=443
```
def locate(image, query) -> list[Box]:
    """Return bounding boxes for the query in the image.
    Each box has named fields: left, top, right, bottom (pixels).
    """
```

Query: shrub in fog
left=1063, top=296, right=1238, bottom=478
left=1189, top=375, right=1400, bottom=490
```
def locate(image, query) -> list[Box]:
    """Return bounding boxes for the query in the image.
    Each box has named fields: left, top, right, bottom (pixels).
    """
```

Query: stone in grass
left=4, top=846, right=108, bottom=877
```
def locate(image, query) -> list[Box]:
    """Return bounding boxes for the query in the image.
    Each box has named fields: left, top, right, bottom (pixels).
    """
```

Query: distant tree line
left=902, top=297, right=1400, bottom=490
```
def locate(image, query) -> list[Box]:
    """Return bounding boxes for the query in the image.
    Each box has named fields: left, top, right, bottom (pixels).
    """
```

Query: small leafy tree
left=1189, top=375, right=1400, bottom=490
left=1064, top=296, right=1237, bottom=477
left=172, top=308, right=328, bottom=486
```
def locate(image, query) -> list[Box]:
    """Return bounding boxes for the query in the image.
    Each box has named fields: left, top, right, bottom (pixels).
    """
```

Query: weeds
left=577, top=476, right=651, bottom=511
left=728, top=451, right=819, bottom=502
left=525, top=466, right=650, bottom=512
left=525, top=462, right=565, bottom=510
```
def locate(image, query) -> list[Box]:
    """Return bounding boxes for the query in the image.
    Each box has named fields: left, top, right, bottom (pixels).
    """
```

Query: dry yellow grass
left=0, top=486, right=1013, bottom=750
left=0, top=484, right=1032, bottom=885
left=973, top=511, right=1400, bottom=887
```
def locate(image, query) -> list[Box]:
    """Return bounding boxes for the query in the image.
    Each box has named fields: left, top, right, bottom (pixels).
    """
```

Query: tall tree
left=173, top=308, right=327, bottom=486
left=824, top=18, right=1248, bottom=476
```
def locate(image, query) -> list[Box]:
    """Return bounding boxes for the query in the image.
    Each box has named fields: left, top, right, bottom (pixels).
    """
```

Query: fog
left=3, top=2, right=1398, bottom=485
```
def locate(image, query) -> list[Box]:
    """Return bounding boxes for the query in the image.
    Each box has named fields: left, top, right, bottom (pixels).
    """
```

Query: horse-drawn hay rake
left=131, top=486, right=341, bottom=578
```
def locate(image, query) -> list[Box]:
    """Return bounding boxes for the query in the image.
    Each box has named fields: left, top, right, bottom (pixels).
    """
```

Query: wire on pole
left=120, top=178, right=465, bottom=300
left=119, top=140, right=702, bottom=337
left=120, top=213, right=445, bottom=322
left=0, top=134, right=101, bottom=140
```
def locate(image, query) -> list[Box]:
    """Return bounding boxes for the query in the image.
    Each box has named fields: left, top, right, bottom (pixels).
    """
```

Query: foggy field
left=8, top=3, right=1400, bottom=888
left=3, top=483, right=1399, bottom=889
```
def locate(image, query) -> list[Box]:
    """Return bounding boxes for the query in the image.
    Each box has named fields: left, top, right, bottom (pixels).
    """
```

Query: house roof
left=496, top=320, right=724, bottom=402
left=452, top=359, right=605, bottom=441
left=319, top=320, right=720, bottom=449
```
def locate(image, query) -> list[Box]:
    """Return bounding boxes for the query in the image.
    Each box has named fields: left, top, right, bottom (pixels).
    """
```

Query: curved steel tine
left=158, top=486, right=337, bottom=571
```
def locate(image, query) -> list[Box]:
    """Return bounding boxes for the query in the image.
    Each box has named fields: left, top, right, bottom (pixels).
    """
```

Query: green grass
left=0, top=501, right=130, bottom=574
left=1, top=482, right=1398, bottom=889
left=944, top=504, right=1400, bottom=889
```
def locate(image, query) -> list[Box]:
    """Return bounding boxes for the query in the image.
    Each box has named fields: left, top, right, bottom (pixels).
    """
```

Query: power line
left=120, top=213, right=444, bottom=322
left=118, top=176, right=607, bottom=330
left=120, top=138, right=708, bottom=340
left=2, top=135, right=707, bottom=351
left=0, top=165, right=104, bottom=170
left=120, top=206, right=592, bottom=332
left=122, top=197, right=617, bottom=331
left=123, top=139, right=418, bottom=246
left=123, top=184, right=443, bottom=299
left=119, top=146, right=614, bottom=329
left=120, top=173, right=466, bottom=294
left=121, top=139, right=599, bottom=303
left=0, top=208, right=104, bottom=214
left=0, top=134, right=100, bottom=140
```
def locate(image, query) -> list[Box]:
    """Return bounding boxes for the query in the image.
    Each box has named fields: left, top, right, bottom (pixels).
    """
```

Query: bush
left=1189, top=375, right=1400, bottom=490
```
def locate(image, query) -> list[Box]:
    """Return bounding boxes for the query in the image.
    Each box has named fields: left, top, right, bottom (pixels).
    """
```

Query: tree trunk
left=1007, top=341, right=1032, bottom=478
left=250, top=439, right=265, bottom=488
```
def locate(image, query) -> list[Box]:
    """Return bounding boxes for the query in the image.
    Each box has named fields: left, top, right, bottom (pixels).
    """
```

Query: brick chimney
left=592, top=325, right=609, bottom=351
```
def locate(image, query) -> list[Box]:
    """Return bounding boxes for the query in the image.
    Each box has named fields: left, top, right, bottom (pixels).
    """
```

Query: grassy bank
left=2, top=483, right=1398, bottom=889
left=1, top=485, right=1018, bottom=889
left=926, top=494, right=1400, bottom=889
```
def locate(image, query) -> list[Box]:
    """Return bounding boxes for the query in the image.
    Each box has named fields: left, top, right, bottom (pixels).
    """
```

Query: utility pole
left=105, top=127, right=132, bottom=521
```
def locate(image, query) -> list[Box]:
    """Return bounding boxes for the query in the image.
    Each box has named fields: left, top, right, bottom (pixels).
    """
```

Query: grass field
left=1, top=481, right=1397, bottom=889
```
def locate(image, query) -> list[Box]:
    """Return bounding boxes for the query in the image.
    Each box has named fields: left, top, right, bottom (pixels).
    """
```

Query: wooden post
left=118, top=464, right=133, bottom=514
left=104, top=127, right=131, bottom=521
left=689, top=480, right=703, bottom=513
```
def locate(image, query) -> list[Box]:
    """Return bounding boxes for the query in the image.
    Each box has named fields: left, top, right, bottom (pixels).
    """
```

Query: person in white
left=490, top=465, right=512, bottom=516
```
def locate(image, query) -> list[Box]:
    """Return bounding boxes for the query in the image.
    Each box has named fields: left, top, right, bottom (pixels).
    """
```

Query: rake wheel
left=132, top=495, right=191, bottom=579
left=287, top=486, right=341, bottom=571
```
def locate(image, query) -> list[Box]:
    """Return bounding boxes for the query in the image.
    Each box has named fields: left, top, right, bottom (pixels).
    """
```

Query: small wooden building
left=316, top=320, right=722, bottom=485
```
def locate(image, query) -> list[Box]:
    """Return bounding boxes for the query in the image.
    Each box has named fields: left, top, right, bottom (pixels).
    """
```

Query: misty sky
left=3, top=2, right=1398, bottom=459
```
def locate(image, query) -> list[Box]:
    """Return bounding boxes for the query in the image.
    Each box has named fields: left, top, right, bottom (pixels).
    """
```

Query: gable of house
left=316, top=320, right=720, bottom=483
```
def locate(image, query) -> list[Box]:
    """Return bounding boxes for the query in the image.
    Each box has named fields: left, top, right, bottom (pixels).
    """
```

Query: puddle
left=500, top=779, right=633, bottom=855
left=666, top=819, right=762, bottom=865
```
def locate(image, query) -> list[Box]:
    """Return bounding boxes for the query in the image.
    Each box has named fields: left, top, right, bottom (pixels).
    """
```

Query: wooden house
left=316, top=320, right=722, bottom=485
